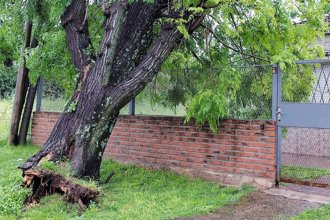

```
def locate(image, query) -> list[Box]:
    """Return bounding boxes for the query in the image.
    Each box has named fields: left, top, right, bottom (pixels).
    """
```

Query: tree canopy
left=1, top=0, right=329, bottom=132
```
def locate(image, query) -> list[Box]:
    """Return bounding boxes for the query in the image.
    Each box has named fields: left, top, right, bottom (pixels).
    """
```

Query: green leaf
left=177, top=25, right=190, bottom=39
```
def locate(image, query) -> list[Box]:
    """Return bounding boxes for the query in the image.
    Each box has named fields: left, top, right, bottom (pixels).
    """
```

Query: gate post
left=128, top=98, right=135, bottom=116
left=36, top=77, right=43, bottom=112
left=272, top=63, right=282, bottom=186
left=272, top=64, right=278, bottom=120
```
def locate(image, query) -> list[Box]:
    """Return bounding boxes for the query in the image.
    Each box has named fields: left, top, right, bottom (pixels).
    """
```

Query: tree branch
left=108, top=1, right=164, bottom=85
left=188, top=14, right=205, bottom=33
left=111, top=26, right=183, bottom=107
left=201, top=24, right=269, bottom=62
left=95, top=0, right=128, bottom=85
left=61, top=0, right=94, bottom=76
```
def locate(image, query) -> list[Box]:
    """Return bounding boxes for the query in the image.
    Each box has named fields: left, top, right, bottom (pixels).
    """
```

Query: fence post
left=272, top=63, right=282, bottom=186
left=36, top=77, right=43, bottom=112
left=128, top=98, right=135, bottom=116
left=272, top=64, right=278, bottom=120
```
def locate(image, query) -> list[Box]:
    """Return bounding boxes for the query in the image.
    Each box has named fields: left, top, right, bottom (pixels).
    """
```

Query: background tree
left=0, top=1, right=23, bottom=98
left=1, top=0, right=76, bottom=144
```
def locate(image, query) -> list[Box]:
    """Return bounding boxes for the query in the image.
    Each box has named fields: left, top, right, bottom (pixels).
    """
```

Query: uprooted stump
left=22, top=169, right=99, bottom=209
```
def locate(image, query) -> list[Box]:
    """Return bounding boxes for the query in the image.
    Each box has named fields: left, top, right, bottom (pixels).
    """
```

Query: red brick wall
left=31, top=112, right=276, bottom=188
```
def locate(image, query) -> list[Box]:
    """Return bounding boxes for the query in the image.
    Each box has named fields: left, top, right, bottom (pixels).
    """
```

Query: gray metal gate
left=273, top=60, right=330, bottom=186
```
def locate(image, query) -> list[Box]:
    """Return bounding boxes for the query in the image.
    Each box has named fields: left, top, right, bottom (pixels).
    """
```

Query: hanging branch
left=201, top=24, right=270, bottom=62
left=61, top=0, right=94, bottom=76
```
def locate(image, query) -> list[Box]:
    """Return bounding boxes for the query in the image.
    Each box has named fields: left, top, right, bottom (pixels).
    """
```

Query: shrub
left=0, top=66, right=16, bottom=99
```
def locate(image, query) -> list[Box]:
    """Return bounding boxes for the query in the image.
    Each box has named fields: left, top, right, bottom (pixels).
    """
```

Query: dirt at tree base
left=177, top=192, right=321, bottom=220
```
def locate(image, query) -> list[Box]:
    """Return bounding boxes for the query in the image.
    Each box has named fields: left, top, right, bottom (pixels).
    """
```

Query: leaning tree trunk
left=9, top=21, right=33, bottom=145
left=18, top=77, right=40, bottom=145
left=21, top=0, right=204, bottom=180
left=18, top=37, right=40, bottom=145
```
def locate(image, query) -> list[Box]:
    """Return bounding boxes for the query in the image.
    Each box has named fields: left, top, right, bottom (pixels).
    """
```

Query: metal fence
left=227, top=64, right=272, bottom=120
left=35, top=65, right=273, bottom=120
left=280, top=60, right=330, bottom=187
left=0, top=65, right=273, bottom=142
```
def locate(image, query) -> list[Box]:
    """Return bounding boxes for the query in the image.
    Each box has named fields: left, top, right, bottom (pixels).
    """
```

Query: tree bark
left=21, top=0, right=204, bottom=180
left=9, top=21, right=32, bottom=145
left=18, top=77, right=40, bottom=145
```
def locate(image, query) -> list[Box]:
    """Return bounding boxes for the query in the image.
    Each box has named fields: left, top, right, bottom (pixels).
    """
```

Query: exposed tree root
left=22, top=169, right=99, bottom=209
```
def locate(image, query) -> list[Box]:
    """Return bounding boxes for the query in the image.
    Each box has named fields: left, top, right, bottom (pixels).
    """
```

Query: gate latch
left=276, top=107, right=283, bottom=121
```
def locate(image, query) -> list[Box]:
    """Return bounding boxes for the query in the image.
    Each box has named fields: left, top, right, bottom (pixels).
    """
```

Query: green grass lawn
left=0, top=99, right=12, bottom=140
left=120, top=101, right=186, bottom=116
left=40, top=97, right=68, bottom=112
left=282, top=165, right=330, bottom=181
left=40, top=96, right=186, bottom=116
left=0, top=141, right=253, bottom=220
left=281, top=166, right=330, bottom=219
left=292, top=205, right=330, bottom=220
left=0, top=98, right=252, bottom=219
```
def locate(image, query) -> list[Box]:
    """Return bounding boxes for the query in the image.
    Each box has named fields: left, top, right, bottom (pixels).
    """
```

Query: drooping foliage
left=145, top=0, right=328, bottom=131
